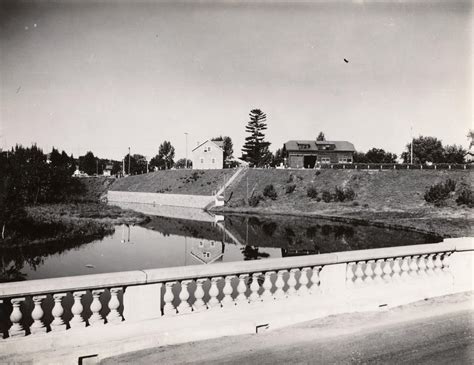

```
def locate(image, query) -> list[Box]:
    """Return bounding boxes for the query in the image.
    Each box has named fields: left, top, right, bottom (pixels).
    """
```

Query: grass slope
left=109, top=169, right=236, bottom=196
left=220, top=169, right=473, bottom=238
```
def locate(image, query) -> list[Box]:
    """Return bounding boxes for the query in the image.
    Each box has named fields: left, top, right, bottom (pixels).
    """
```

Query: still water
left=0, top=213, right=442, bottom=282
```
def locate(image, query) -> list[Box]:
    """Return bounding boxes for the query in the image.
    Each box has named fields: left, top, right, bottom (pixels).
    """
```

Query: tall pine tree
left=241, top=109, right=271, bottom=167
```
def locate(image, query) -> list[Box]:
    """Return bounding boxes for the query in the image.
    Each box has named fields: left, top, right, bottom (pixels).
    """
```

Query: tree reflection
left=241, top=245, right=270, bottom=260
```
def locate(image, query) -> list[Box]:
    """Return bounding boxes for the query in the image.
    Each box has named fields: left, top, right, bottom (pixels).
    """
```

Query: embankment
left=98, top=168, right=472, bottom=237
left=217, top=168, right=473, bottom=238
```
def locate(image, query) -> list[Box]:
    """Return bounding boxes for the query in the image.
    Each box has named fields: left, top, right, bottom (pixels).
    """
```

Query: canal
left=0, top=212, right=442, bottom=282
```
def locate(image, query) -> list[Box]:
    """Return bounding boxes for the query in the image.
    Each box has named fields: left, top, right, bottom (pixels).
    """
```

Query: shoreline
left=210, top=206, right=472, bottom=239
left=0, top=203, right=149, bottom=249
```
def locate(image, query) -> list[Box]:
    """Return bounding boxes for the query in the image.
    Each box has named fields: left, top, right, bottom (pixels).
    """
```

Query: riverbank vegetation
left=0, top=145, right=146, bottom=247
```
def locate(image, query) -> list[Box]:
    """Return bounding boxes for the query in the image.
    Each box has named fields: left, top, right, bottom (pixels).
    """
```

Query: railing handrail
left=0, top=239, right=471, bottom=299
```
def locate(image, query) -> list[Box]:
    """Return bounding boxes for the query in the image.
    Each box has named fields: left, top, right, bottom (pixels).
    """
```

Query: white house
left=192, top=140, right=224, bottom=169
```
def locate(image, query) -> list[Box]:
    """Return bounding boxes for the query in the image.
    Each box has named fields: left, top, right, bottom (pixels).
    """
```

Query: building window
left=208, top=146, right=211, bottom=151
left=210, top=242, right=215, bottom=247
left=204, top=252, right=210, bottom=258
left=199, top=242, right=204, bottom=248
left=212, top=158, right=215, bottom=163
left=200, top=158, right=204, bottom=163
left=321, top=157, right=330, bottom=164
left=298, top=144, right=310, bottom=150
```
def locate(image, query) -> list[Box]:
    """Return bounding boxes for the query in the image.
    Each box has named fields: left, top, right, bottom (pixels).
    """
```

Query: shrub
left=424, top=179, right=457, bottom=205
left=456, top=187, right=474, bottom=207
left=334, top=186, right=356, bottom=202
left=306, top=185, right=318, bottom=199
left=344, top=187, right=356, bottom=201
left=445, top=178, right=456, bottom=193
left=285, top=184, right=296, bottom=194
left=248, top=194, right=262, bottom=207
left=322, top=190, right=332, bottom=203
left=263, top=184, right=278, bottom=200
left=334, top=186, right=346, bottom=202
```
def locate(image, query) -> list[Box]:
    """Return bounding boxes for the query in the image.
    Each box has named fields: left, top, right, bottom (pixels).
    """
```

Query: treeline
left=0, top=145, right=84, bottom=240
left=353, top=137, right=467, bottom=164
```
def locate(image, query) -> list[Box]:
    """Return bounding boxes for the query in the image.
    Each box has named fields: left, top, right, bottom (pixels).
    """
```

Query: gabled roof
left=284, top=140, right=355, bottom=152
left=192, top=139, right=224, bottom=152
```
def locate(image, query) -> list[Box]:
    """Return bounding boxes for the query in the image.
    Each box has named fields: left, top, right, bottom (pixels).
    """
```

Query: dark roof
left=192, top=139, right=224, bottom=152
left=284, top=140, right=355, bottom=152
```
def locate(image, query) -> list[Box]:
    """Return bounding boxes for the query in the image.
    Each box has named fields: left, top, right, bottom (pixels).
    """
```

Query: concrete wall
left=108, top=190, right=214, bottom=209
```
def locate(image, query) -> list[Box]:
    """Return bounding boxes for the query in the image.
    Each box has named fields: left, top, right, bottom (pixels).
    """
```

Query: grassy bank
left=213, top=169, right=473, bottom=238
left=0, top=203, right=149, bottom=248
left=109, top=169, right=236, bottom=195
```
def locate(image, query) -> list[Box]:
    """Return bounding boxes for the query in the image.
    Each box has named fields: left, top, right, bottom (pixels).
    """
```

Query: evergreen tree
left=316, top=132, right=326, bottom=141
left=241, top=109, right=271, bottom=167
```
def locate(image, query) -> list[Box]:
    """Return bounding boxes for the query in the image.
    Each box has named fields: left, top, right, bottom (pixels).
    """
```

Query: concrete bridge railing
left=0, top=238, right=472, bottom=363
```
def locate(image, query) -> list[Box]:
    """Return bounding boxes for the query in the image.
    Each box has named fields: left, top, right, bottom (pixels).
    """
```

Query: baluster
left=261, top=271, right=275, bottom=301
left=249, top=273, right=262, bottom=303
left=373, top=260, right=384, bottom=284
left=391, top=258, right=401, bottom=282
left=163, top=281, right=177, bottom=316
left=417, top=255, right=427, bottom=279
left=287, top=269, right=298, bottom=296
left=70, top=291, right=86, bottom=328
left=208, top=277, right=223, bottom=308
left=221, top=276, right=236, bottom=307
left=30, top=295, right=47, bottom=334
left=107, top=287, right=123, bottom=324
left=409, top=256, right=419, bottom=278
left=193, top=279, right=207, bottom=312
left=354, top=262, right=365, bottom=285
left=364, top=260, right=374, bottom=284
left=274, top=270, right=287, bottom=299
left=346, top=263, right=355, bottom=287
left=434, top=253, right=443, bottom=275
left=236, top=274, right=249, bottom=304
left=425, top=254, right=435, bottom=276
left=8, top=297, right=26, bottom=337
left=441, top=252, right=452, bottom=273
left=51, top=293, right=67, bottom=331
left=298, top=267, right=310, bottom=295
left=89, top=289, right=105, bottom=326
left=176, top=280, right=193, bottom=314
left=382, top=259, right=392, bottom=283
left=310, top=266, right=321, bottom=293
left=400, top=257, right=410, bottom=280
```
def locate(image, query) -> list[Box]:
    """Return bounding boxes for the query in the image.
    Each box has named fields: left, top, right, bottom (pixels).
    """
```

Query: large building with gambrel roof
left=283, top=140, right=356, bottom=168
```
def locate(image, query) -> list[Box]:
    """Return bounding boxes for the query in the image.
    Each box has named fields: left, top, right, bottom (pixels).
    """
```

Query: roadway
left=102, top=292, right=473, bottom=365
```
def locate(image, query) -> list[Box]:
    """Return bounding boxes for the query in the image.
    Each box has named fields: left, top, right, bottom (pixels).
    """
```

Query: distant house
left=283, top=140, right=356, bottom=168
left=192, top=140, right=224, bottom=169
left=103, top=163, right=113, bottom=176
left=190, top=240, right=224, bottom=264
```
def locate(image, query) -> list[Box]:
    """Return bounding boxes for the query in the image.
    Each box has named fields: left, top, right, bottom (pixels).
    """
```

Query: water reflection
left=0, top=213, right=442, bottom=282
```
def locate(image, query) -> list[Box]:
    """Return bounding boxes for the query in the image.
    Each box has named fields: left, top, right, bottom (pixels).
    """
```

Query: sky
left=0, top=0, right=472, bottom=161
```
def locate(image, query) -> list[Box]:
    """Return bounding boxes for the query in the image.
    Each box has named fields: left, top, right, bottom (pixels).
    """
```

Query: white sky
left=0, top=1, right=472, bottom=160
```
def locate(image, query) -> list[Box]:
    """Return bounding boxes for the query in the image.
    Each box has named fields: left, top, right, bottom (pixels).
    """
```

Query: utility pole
left=128, top=147, right=131, bottom=175
left=184, top=132, right=188, bottom=168
left=410, top=126, right=414, bottom=164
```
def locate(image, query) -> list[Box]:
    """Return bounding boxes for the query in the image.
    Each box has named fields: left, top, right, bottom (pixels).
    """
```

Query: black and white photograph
left=0, top=0, right=472, bottom=363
